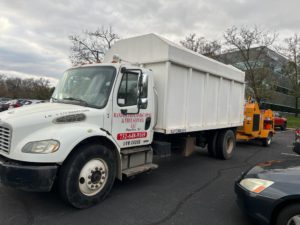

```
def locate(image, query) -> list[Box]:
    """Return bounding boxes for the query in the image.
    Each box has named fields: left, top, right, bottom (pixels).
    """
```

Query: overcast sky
left=0, top=0, right=300, bottom=82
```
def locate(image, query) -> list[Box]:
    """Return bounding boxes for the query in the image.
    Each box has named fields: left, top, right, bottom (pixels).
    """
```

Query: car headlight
left=240, top=178, right=274, bottom=193
left=22, top=140, right=60, bottom=154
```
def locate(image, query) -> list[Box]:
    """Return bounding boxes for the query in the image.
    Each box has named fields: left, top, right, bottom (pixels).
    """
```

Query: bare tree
left=180, top=33, right=222, bottom=59
left=0, top=75, right=54, bottom=100
left=69, top=26, right=120, bottom=66
left=5, top=77, right=23, bottom=98
left=223, top=26, right=277, bottom=103
left=0, top=75, right=7, bottom=97
left=278, top=34, right=300, bottom=116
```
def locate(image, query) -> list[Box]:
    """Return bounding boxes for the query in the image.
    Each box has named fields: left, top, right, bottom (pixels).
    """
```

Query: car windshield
left=52, top=66, right=116, bottom=108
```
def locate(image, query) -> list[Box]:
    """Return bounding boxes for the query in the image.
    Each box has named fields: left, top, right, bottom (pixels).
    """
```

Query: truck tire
left=58, top=143, right=116, bottom=208
left=207, top=131, right=218, bottom=157
left=281, top=123, right=287, bottom=131
left=216, top=129, right=235, bottom=160
left=276, top=204, right=300, bottom=225
left=262, top=133, right=272, bottom=147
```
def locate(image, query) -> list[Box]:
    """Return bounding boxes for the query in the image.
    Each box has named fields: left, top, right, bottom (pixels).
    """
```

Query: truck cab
left=51, top=63, right=156, bottom=150
left=0, top=62, right=157, bottom=208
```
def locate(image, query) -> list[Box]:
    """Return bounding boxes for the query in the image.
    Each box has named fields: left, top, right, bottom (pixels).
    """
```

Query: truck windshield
left=52, top=66, right=116, bottom=108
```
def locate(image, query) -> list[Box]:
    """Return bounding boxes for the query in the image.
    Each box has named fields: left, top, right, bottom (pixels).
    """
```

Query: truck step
left=121, top=146, right=151, bottom=155
left=122, top=163, right=158, bottom=177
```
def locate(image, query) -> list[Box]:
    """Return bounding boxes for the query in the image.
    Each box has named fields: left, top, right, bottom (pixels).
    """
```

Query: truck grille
left=0, top=125, right=11, bottom=153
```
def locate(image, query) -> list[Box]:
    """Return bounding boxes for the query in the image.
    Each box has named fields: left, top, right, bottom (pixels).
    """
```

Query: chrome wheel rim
left=287, top=215, right=300, bottom=225
left=78, top=158, right=108, bottom=196
left=267, top=136, right=272, bottom=145
left=226, top=138, right=234, bottom=154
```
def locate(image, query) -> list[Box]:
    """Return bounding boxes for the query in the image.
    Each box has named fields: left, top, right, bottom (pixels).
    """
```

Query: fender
left=271, top=195, right=300, bottom=224
left=66, top=132, right=123, bottom=180
left=11, top=123, right=121, bottom=167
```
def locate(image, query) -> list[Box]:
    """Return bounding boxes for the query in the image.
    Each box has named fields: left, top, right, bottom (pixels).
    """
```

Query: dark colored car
left=0, top=102, right=9, bottom=112
left=235, top=159, right=300, bottom=225
left=274, top=112, right=287, bottom=130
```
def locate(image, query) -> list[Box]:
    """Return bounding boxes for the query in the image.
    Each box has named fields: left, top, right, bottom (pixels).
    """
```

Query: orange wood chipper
left=236, top=98, right=275, bottom=147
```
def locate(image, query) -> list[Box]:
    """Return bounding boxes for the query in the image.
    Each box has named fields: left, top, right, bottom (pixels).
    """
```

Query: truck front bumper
left=0, top=155, right=58, bottom=192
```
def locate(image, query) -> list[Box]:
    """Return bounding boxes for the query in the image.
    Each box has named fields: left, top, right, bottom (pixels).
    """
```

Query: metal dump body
left=104, top=34, right=245, bottom=134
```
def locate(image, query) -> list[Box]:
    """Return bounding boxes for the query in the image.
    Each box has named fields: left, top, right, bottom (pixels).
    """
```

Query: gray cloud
left=0, top=0, right=300, bottom=80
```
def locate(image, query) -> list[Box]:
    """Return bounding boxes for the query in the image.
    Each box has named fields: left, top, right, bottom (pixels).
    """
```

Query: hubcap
left=287, top=215, right=300, bottom=225
left=78, top=158, right=108, bottom=196
left=226, top=138, right=234, bottom=154
left=267, top=136, right=272, bottom=145
left=91, top=171, right=101, bottom=183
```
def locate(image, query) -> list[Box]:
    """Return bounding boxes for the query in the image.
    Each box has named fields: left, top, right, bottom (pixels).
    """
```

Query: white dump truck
left=0, top=34, right=245, bottom=208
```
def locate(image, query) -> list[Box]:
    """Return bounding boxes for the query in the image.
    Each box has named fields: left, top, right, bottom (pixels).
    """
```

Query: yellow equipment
left=237, top=97, right=275, bottom=147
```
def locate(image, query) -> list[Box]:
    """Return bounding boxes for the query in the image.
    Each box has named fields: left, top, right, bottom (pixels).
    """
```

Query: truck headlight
left=22, top=140, right=60, bottom=154
left=240, top=178, right=274, bottom=194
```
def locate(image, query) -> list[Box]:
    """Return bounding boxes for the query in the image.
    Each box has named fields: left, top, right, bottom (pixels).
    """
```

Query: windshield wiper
left=62, top=97, right=88, bottom=106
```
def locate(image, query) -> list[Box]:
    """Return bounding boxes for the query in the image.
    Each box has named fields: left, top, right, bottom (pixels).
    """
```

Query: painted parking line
left=281, top=152, right=300, bottom=157
left=276, top=130, right=293, bottom=133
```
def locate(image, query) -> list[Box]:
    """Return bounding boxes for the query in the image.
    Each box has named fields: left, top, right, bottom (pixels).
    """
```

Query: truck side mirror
left=140, top=73, right=148, bottom=96
left=138, top=73, right=148, bottom=109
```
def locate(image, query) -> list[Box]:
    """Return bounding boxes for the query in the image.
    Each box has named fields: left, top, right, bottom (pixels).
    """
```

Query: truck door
left=111, top=68, right=154, bottom=148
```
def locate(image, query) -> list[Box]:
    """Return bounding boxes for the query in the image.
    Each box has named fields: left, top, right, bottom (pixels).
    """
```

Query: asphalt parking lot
left=0, top=130, right=297, bottom=225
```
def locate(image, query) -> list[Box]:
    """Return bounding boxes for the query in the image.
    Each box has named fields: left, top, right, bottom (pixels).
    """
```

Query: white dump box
left=104, top=34, right=245, bottom=134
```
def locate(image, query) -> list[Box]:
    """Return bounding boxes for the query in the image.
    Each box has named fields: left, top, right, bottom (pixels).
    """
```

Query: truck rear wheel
left=207, top=131, right=218, bottom=157
left=216, top=129, right=235, bottom=160
left=58, top=143, right=116, bottom=208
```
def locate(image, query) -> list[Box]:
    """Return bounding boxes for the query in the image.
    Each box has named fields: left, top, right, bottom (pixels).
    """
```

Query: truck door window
left=118, top=73, right=138, bottom=106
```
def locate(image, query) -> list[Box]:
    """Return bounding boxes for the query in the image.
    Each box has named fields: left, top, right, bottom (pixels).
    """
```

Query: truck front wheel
left=58, top=143, right=116, bottom=208
left=262, top=133, right=272, bottom=147
left=216, top=129, right=236, bottom=160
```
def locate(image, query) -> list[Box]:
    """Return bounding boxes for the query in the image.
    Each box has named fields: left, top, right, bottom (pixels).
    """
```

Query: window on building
left=275, top=86, right=290, bottom=94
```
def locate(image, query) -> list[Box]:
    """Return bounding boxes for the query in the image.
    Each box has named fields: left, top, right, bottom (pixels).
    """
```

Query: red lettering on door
left=117, top=132, right=147, bottom=140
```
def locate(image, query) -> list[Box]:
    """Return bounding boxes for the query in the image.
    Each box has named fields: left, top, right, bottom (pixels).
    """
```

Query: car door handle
left=145, top=117, right=151, bottom=130
left=121, top=109, right=127, bottom=115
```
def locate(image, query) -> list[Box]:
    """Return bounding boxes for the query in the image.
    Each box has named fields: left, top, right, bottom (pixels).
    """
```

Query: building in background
left=220, top=47, right=297, bottom=113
